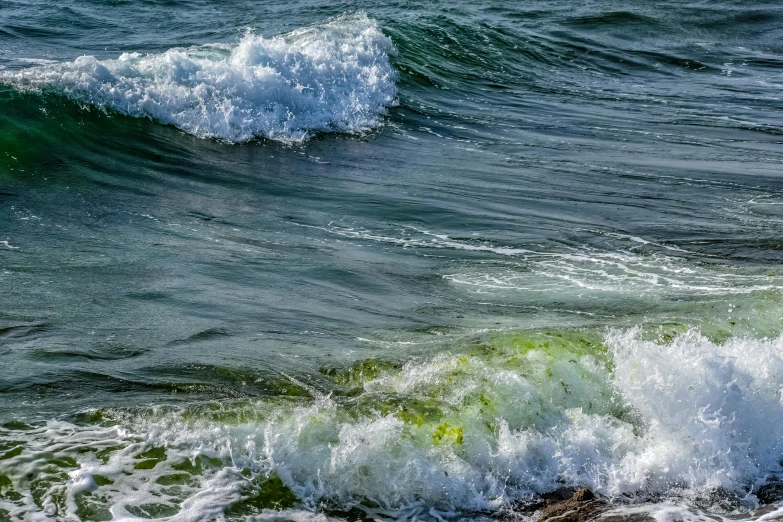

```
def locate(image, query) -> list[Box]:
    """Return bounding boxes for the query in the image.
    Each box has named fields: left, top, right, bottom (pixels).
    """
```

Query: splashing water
left=1, top=328, right=782, bottom=520
left=0, top=13, right=397, bottom=143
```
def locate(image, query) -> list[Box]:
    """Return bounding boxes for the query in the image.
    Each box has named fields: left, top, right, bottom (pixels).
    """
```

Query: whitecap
left=0, top=13, right=397, bottom=143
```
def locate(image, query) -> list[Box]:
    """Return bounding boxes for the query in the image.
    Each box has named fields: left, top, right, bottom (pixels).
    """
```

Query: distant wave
left=0, top=13, right=397, bottom=143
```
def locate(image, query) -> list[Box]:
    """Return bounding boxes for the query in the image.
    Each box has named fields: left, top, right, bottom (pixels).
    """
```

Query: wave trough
left=0, top=13, right=397, bottom=143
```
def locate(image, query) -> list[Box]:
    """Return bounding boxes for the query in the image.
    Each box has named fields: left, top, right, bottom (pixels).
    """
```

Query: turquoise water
left=1, top=1, right=782, bottom=520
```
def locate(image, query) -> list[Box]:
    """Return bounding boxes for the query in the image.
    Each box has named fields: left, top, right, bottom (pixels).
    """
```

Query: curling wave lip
left=0, top=13, right=397, bottom=143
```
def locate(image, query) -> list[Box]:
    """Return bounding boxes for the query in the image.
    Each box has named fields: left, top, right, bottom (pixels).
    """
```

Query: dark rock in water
left=537, top=488, right=605, bottom=522
left=543, top=487, right=583, bottom=502
left=600, top=513, right=655, bottom=522
left=498, top=488, right=655, bottom=522
left=692, top=486, right=745, bottom=513
left=498, top=487, right=580, bottom=518
left=571, top=488, right=595, bottom=502
left=757, top=483, right=783, bottom=505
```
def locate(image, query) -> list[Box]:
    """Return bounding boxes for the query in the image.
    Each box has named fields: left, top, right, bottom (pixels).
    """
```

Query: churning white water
left=0, top=13, right=397, bottom=143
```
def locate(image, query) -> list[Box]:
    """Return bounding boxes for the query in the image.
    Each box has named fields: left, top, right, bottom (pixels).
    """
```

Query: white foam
left=16, top=58, right=58, bottom=65
left=302, top=222, right=533, bottom=255
left=2, top=329, right=783, bottom=520
left=305, top=223, right=783, bottom=298
left=601, top=503, right=730, bottom=522
left=0, top=13, right=397, bottom=143
left=227, top=330, right=783, bottom=514
left=606, top=328, right=783, bottom=497
left=447, top=250, right=783, bottom=297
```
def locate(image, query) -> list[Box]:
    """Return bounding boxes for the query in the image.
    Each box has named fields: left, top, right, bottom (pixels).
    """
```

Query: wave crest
left=0, top=13, right=397, bottom=143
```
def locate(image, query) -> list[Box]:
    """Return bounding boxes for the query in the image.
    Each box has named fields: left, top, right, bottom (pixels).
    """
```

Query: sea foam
left=1, top=329, right=782, bottom=520
left=0, top=13, right=397, bottom=143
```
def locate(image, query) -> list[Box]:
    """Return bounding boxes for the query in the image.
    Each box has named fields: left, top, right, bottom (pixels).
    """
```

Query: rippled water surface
left=1, top=1, right=782, bottom=520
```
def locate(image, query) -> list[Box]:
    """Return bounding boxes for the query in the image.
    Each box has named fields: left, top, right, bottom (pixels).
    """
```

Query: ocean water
left=0, top=1, right=782, bottom=521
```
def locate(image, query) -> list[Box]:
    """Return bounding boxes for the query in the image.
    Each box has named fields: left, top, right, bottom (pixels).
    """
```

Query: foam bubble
left=1, top=329, right=782, bottom=520
left=0, top=13, right=397, bottom=143
left=305, top=223, right=783, bottom=300
left=607, top=328, right=783, bottom=497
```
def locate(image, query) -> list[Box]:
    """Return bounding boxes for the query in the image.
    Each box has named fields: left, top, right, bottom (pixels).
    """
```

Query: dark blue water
left=1, top=1, right=782, bottom=520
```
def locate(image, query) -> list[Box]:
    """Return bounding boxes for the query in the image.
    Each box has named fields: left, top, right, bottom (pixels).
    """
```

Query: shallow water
left=0, top=1, right=782, bottom=520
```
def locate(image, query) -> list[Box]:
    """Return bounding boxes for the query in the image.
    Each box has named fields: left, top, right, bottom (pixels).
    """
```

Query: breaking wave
left=0, top=13, right=397, bottom=143
left=1, top=328, right=782, bottom=520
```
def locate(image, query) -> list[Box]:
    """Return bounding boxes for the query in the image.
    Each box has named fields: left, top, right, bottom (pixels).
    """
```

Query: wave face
left=0, top=13, right=396, bottom=143
left=1, top=328, right=782, bottom=520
